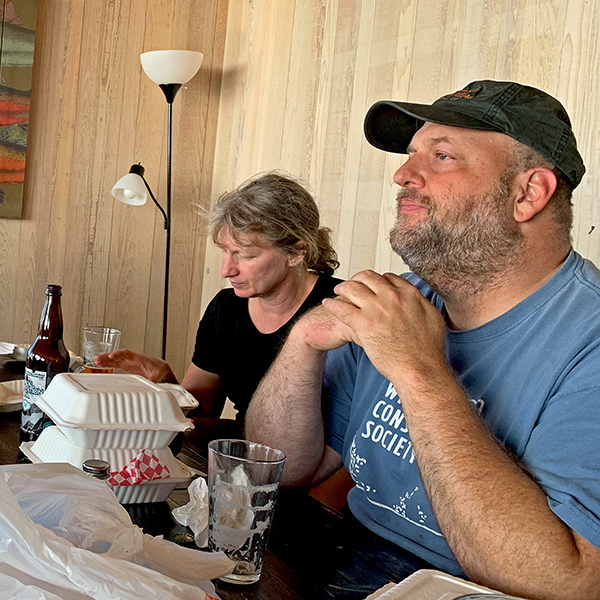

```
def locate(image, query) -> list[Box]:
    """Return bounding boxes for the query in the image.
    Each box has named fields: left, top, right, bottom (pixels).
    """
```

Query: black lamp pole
left=126, top=84, right=183, bottom=360
left=157, top=83, right=181, bottom=361
left=140, top=82, right=181, bottom=361
left=127, top=163, right=168, bottom=360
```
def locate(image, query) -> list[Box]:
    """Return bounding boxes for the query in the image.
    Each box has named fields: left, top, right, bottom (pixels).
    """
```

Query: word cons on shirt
left=360, top=382, right=415, bottom=462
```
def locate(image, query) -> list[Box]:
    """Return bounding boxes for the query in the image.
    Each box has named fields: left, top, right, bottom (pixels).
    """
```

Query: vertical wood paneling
left=166, top=0, right=224, bottom=373
left=374, top=0, right=417, bottom=275
left=185, top=0, right=229, bottom=363
left=20, top=1, right=85, bottom=343
left=103, top=0, right=156, bottom=358
left=281, top=0, right=326, bottom=175
left=0, top=0, right=227, bottom=380
left=562, top=0, right=600, bottom=262
left=2, top=0, right=600, bottom=382
left=138, top=0, right=177, bottom=360
left=335, top=0, right=373, bottom=276
left=203, top=0, right=600, bottom=312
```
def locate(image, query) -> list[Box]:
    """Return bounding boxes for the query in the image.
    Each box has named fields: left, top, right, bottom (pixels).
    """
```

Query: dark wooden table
left=0, top=355, right=432, bottom=599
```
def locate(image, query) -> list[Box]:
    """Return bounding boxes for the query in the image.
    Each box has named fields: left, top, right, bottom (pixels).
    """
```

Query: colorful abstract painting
left=0, top=0, right=36, bottom=219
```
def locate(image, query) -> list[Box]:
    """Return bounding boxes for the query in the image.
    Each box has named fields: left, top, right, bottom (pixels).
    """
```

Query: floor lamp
left=111, top=50, right=203, bottom=360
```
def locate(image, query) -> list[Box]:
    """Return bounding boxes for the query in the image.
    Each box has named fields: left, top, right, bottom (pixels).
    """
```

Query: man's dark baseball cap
left=364, top=80, right=585, bottom=188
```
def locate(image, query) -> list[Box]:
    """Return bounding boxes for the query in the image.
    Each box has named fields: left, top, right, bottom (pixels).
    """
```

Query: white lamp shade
left=111, top=173, right=147, bottom=206
left=140, top=50, right=203, bottom=85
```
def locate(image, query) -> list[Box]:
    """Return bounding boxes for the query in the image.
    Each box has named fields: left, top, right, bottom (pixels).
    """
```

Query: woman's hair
left=208, top=172, right=339, bottom=275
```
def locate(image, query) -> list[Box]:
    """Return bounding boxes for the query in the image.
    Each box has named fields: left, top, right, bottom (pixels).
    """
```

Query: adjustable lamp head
left=111, top=164, right=147, bottom=206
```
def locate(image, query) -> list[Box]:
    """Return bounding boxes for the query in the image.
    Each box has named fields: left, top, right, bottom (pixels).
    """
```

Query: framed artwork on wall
left=0, top=0, right=37, bottom=219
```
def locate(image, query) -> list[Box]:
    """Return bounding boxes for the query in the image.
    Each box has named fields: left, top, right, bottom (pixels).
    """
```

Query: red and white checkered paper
left=108, top=450, right=171, bottom=486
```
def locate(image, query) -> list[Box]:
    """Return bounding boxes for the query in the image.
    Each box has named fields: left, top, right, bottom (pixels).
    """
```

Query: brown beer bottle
left=20, top=284, right=70, bottom=442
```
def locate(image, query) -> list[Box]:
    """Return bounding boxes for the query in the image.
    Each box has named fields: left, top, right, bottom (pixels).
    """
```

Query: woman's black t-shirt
left=192, top=274, right=342, bottom=423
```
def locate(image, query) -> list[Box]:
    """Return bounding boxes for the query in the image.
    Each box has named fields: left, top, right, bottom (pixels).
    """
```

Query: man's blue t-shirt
left=324, top=250, right=600, bottom=575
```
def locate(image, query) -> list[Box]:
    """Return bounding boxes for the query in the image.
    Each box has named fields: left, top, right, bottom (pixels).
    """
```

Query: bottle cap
left=82, top=459, right=111, bottom=480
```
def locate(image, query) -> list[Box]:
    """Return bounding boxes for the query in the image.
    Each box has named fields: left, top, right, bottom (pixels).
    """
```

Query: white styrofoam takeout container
left=158, top=383, right=199, bottom=414
left=364, top=569, right=499, bottom=599
left=110, top=465, right=193, bottom=504
left=35, top=373, right=194, bottom=448
left=20, top=427, right=195, bottom=504
left=0, top=379, right=198, bottom=415
left=22, top=425, right=177, bottom=472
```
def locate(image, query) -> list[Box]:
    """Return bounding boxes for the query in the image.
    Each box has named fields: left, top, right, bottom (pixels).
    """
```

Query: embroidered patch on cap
left=438, top=85, right=482, bottom=101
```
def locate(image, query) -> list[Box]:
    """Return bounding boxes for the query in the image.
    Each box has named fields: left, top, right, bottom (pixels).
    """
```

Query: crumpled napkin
left=108, top=451, right=171, bottom=486
left=172, top=466, right=258, bottom=549
left=213, top=465, right=254, bottom=532
left=172, top=477, right=210, bottom=547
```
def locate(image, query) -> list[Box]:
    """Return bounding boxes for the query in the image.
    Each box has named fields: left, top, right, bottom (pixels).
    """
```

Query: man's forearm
left=395, top=366, right=600, bottom=600
left=244, top=332, right=329, bottom=486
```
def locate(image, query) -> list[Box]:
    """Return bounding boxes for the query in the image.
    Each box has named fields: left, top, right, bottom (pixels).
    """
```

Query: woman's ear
left=514, top=168, right=558, bottom=223
left=288, top=242, right=306, bottom=267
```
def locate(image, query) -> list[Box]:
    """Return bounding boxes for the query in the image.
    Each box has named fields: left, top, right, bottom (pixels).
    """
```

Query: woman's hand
left=94, top=349, right=178, bottom=383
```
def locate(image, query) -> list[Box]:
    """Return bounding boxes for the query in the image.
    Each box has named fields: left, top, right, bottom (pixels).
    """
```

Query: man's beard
left=389, top=172, right=523, bottom=300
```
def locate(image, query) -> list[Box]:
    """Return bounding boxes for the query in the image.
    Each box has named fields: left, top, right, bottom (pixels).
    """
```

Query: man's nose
left=221, top=255, right=239, bottom=278
left=394, top=156, right=425, bottom=188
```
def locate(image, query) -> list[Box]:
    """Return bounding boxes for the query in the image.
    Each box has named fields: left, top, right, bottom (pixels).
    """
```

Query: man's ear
left=513, top=168, right=558, bottom=223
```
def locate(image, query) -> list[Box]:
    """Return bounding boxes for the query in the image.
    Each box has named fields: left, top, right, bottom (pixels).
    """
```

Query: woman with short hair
left=97, top=172, right=342, bottom=440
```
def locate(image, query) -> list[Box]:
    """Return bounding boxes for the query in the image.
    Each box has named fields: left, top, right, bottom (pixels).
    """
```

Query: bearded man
left=245, top=81, right=600, bottom=600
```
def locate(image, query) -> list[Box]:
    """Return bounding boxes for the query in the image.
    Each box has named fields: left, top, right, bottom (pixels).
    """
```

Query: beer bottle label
left=22, top=367, right=46, bottom=411
left=21, top=367, right=56, bottom=436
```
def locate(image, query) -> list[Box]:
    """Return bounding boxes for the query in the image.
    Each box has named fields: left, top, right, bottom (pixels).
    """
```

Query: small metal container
left=82, top=458, right=111, bottom=481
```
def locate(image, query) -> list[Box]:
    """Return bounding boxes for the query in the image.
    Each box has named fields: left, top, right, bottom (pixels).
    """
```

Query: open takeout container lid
left=0, top=378, right=198, bottom=416
left=37, top=373, right=193, bottom=432
left=365, top=569, right=501, bottom=599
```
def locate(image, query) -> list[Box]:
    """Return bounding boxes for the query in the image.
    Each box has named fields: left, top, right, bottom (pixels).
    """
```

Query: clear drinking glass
left=208, top=439, right=285, bottom=584
left=81, top=326, right=121, bottom=373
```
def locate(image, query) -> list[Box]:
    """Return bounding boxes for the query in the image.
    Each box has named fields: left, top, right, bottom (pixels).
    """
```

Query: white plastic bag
left=0, top=463, right=234, bottom=600
left=0, top=569, right=66, bottom=600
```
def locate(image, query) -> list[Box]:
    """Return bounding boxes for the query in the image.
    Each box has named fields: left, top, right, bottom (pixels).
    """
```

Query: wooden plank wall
left=203, top=0, right=600, bottom=317
left=1, top=0, right=599, bottom=380
left=0, top=0, right=228, bottom=378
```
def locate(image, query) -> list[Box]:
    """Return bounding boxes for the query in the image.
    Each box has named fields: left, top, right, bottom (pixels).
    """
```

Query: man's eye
left=437, top=152, right=451, bottom=160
